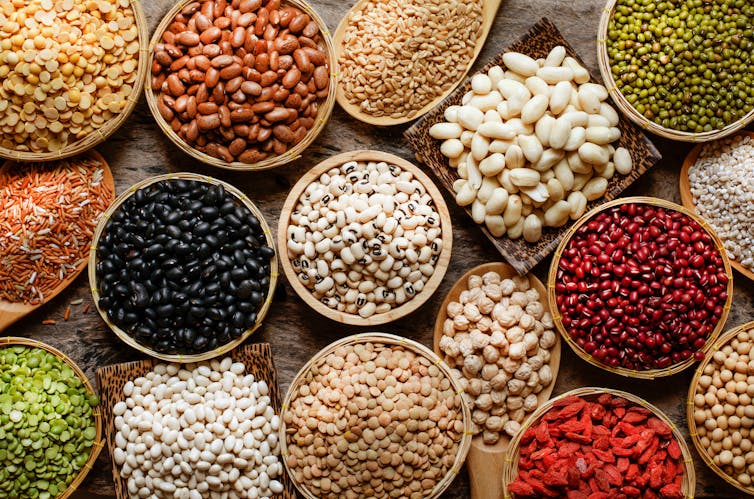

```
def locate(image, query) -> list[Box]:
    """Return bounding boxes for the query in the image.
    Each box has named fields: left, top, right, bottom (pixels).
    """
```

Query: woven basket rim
left=1, top=336, right=104, bottom=499
left=501, top=386, right=696, bottom=499
left=279, top=332, right=472, bottom=499
left=87, top=172, right=278, bottom=362
left=0, top=0, right=149, bottom=161
left=547, top=196, right=734, bottom=379
left=144, top=0, right=338, bottom=171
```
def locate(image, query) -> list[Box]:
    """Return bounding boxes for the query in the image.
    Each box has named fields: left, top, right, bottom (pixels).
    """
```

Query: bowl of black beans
left=89, top=173, right=277, bottom=361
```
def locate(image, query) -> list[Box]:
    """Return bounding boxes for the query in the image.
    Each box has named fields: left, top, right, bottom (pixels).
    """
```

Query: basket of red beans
left=548, top=197, right=732, bottom=378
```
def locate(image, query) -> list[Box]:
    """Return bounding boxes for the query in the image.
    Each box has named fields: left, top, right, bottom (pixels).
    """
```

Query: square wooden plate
left=404, top=17, right=662, bottom=275
left=95, top=343, right=295, bottom=499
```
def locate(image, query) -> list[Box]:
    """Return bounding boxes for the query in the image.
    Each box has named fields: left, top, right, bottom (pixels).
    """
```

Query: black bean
left=194, top=221, right=211, bottom=236
left=200, top=206, right=219, bottom=220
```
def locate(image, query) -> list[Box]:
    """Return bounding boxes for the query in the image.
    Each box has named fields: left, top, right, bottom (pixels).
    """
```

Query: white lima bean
left=428, top=45, right=634, bottom=242
left=113, top=359, right=283, bottom=499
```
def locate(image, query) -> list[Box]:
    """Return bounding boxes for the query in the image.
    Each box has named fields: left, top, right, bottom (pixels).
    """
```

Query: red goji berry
left=617, top=457, right=630, bottom=473
left=659, top=483, right=684, bottom=499
left=567, top=491, right=588, bottom=499
left=621, top=485, right=642, bottom=497
left=667, top=439, right=681, bottom=460
left=587, top=493, right=609, bottom=499
left=603, top=464, right=623, bottom=486
left=592, top=449, right=616, bottom=464
left=646, top=417, right=672, bottom=436
left=593, top=469, right=611, bottom=491
left=508, top=480, right=535, bottom=497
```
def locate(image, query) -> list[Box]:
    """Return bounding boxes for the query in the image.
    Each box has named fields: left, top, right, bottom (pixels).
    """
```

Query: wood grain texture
left=2, top=0, right=752, bottom=497
left=404, top=18, right=662, bottom=276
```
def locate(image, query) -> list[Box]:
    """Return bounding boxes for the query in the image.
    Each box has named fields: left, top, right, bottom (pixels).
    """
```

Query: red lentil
left=0, top=153, right=113, bottom=304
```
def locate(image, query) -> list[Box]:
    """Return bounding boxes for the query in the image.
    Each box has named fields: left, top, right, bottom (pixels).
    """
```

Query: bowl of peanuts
left=280, top=332, right=472, bottom=499
left=0, top=0, right=148, bottom=161
left=146, top=0, right=337, bottom=171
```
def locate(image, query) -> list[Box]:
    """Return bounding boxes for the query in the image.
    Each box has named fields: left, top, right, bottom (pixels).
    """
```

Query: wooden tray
left=95, top=342, right=295, bottom=499
left=679, top=131, right=754, bottom=282
left=404, top=17, right=662, bottom=275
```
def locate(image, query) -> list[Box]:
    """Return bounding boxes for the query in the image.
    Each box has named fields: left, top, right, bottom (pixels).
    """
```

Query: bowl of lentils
left=89, top=173, right=276, bottom=361
left=598, top=0, right=754, bottom=141
left=548, top=197, right=733, bottom=378
left=277, top=150, right=453, bottom=325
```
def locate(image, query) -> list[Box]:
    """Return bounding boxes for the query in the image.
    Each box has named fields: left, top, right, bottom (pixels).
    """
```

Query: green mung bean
left=0, top=346, right=97, bottom=499
left=607, top=0, right=754, bottom=133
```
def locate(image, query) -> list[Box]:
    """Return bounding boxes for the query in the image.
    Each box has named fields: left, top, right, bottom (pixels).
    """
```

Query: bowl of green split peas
left=0, top=338, right=102, bottom=499
left=598, top=0, right=754, bottom=142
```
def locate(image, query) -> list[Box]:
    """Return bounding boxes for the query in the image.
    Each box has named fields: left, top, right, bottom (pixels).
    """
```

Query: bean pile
left=283, top=340, right=466, bottom=499
left=95, top=178, right=274, bottom=355
left=430, top=47, right=633, bottom=243
left=692, top=325, right=754, bottom=489
left=439, top=272, right=557, bottom=445
left=286, top=160, right=445, bottom=318
left=554, top=202, right=729, bottom=371
left=0, top=153, right=113, bottom=304
left=151, top=0, right=331, bottom=164
left=0, top=0, right=141, bottom=153
left=607, top=0, right=754, bottom=132
left=0, top=345, right=99, bottom=499
left=113, top=357, right=283, bottom=499
left=508, top=393, right=686, bottom=499
left=688, top=134, right=754, bottom=272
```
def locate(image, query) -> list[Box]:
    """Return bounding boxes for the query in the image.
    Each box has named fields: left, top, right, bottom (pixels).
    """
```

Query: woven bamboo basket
left=547, top=196, right=733, bottom=379
left=1, top=336, right=104, bottom=499
left=502, top=387, right=697, bottom=499
left=597, top=0, right=754, bottom=143
left=0, top=0, right=148, bottom=162
left=145, top=0, right=337, bottom=171
left=687, top=320, right=754, bottom=496
left=88, top=172, right=278, bottom=362
left=278, top=150, right=453, bottom=326
left=95, top=342, right=296, bottom=499
left=280, top=332, right=472, bottom=499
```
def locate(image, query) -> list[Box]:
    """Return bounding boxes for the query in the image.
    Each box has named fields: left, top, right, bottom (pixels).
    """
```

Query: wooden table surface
left=6, top=0, right=753, bottom=497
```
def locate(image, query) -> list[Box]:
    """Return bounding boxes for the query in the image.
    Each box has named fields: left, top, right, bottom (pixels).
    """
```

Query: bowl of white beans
left=277, top=150, right=453, bottom=325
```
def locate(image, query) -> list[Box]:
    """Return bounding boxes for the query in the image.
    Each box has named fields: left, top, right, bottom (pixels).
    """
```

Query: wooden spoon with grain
left=433, top=262, right=561, bottom=499
left=333, top=0, right=503, bottom=126
left=0, top=151, right=114, bottom=332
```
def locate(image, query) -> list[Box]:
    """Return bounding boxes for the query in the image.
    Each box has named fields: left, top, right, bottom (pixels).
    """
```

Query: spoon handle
left=468, top=442, right=507, bottom=499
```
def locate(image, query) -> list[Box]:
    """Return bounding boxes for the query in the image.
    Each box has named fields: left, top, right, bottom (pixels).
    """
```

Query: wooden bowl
left=0, top=0, right=148, bottom=162
left=432, top=262, right=561, bottom=499
left=548, top=196, right=734, bottom=379
left=687, top=321, right=754, bottom=496
left=145, top=0, right=337, bottom=171
left=277, top=150, right=453, bottom=325
left=679, top=131, right=754, bottom=282
left=597, top=0, right=754, bottom=142
left=404, top=17, right=662, bottom=276
left=279, top=332, right=472, bottom=499
left=501, top=387, right=696, bottom=499
left=1, top=337, right=104, bottom=499
left=95, top=342, right=296, bottom=499
left=88, top=172, right=277, bottom=362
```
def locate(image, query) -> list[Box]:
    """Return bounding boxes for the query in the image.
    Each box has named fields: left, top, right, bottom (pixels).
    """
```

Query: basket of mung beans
left=0, top=337, right=102, bottom=499
left=88, top=172, right=277, bottom=362
left=0, top=0, right=148, bottom=161
left=277, top=150, right=453, bottom=325
left=687, top=320, right=754, bottom=496
left=280, top=332, right=472, bottom=499
left=598, top=0, right=754, bottom=142
left=548, top=196, right=733, bottom=378
left=146, top=0, right=337, bottom=170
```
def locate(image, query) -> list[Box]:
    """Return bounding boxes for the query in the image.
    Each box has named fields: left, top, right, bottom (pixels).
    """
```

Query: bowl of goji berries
left=502, top=387, right=695, bottom=499
left=548, top=196, right=733, bottom=379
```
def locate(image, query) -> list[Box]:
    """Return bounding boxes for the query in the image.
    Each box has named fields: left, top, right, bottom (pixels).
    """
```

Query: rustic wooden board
left=404, top=18, right=662, bottom=275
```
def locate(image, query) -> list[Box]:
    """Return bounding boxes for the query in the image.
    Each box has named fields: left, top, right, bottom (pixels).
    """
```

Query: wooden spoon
left=0, top=151, right=114, bottom=332
left=433, top=262, right=561, bottom=499
left=333, top=0, right=504, bottom=126
left=679, top=131, right=754, bottom=282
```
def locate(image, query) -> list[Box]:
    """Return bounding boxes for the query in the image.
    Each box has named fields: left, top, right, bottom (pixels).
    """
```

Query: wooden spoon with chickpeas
left=433, top=262, right=561, bottom=499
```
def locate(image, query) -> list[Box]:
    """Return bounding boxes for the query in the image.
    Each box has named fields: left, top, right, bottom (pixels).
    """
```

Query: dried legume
left=0, top=153, right=113, bottom=304
left=555, top=202, right=729, bottom=371
left=95, top=178, right=274, bottom=354
left=339, top=0, right=482, bottom=119
left=0, top=0, right=141, bottom=153
left=688, top=134, right=754, bottom=272
left=0, top=345, right=99, bottom=499
left=113, top=357, right=283, bottom=499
